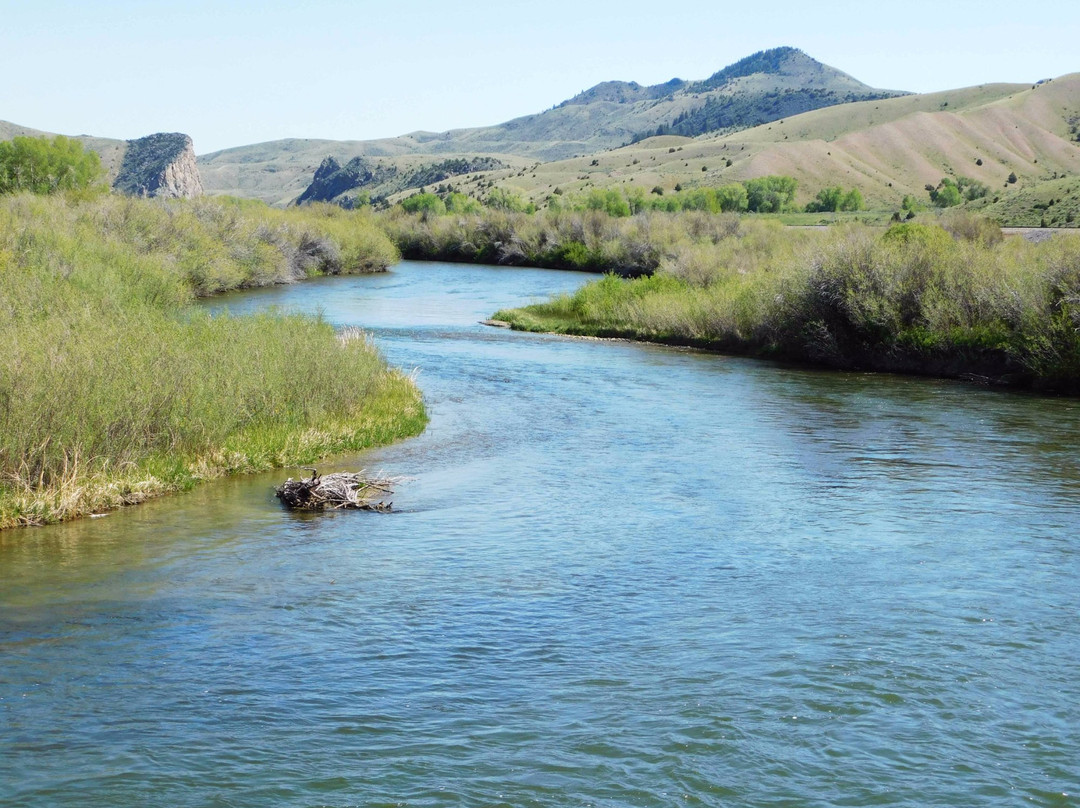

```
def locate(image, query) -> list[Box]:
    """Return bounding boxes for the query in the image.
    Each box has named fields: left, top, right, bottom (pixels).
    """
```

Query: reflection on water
left=2, top=262, right=1078, bottom=807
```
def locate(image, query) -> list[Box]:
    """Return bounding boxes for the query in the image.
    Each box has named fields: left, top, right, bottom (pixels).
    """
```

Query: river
left=2, top=261, right=1078, bottom=807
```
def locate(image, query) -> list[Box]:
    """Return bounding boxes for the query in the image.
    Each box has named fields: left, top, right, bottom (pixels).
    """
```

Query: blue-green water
left=2, top=262, right=1078, bottom=807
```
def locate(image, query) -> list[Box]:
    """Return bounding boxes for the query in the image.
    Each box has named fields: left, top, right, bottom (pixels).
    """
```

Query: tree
left=839, top=188, right=863, bottom=211
left=716, top=183, right=748, bottom=212
left=0, top=135, right=104, bottom=195
left=956, top=176, right=989, bottom=201
left=584, top=188, right=631, bottom=217
left=934, top=184, right=963, bottom=207
left=744, top=175, right=798, bottom=212
left=400, top=192, right=446, bottom=216
left=805, top=186, right=844, bottom=212
left=445, top=192, right=481, bottom=214
left=485, top=187, right=529, bottom=212
left=928, top=177, right=963, bottom=208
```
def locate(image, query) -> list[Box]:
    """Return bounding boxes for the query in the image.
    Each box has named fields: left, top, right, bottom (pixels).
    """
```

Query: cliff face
left=113, top=133, right=203, bottom=198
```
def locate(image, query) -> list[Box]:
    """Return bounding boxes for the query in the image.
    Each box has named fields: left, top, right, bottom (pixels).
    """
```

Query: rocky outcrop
left=113, top=133, right=203, bottom=199
left=296, top=156, right=379, bottom=205
left=295, top=155, right=507, bottom=207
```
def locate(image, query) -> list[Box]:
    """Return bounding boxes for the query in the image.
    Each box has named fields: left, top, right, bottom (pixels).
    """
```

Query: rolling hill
left=6, top=47, right=1079, bottom=217
left=467, top=75, right=1080, bottom=212
left=197, top=47, right=904, bottom=205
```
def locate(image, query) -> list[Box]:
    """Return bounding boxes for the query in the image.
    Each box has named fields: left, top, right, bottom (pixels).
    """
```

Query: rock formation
left=113, top=133, right=203, bottom=199
left=296, top=156, right=377, bottom=206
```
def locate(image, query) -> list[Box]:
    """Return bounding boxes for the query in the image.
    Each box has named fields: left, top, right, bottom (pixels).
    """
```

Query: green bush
left=0, top=135, right=104, bottom=195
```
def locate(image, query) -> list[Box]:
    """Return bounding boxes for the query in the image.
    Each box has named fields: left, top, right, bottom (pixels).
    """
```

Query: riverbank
left=0, top=194, right=426, bottom=529
left=493, top=219, right=1080, bottom=394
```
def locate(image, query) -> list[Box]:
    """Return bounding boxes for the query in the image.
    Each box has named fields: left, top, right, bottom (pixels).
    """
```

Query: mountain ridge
left=196, top=47, right=906, bottom=203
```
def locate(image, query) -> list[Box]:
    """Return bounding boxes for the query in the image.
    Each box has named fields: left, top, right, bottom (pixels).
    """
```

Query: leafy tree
left=445, top=192, right=481, bottom=214
left=956, top=176, right=989, bottom=201
left=584, top=188, right=631, bottom=217
left=928, top=178, right=964, bottom=208
left=400, top=192, right=446, bottom=215
left=840, top=188, right=863, bottom=211
left=805, top=186, right=844, bottom=213
left=0, top=135, right=104, bottom=195
left=485, top=187, right=531, bottom=212
left=716, top=183, right=749, bottom=213
left=805, top=186, right=862, bottom=213
left=934, top=184, right=963, bottom=207
left=1007, top=172, right=1018, bottom=184
left=744, top=175, right=798, bottom=212
left=625, top=186, right=647, bottom=215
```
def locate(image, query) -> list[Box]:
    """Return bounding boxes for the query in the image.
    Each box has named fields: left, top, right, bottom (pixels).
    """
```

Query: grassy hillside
left=473, top=75, right=1080, bottom=214
left=970, top=175, right=1080, bottom=226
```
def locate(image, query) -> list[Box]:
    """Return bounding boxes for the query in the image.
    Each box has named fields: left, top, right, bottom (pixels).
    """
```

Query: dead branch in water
left=275, top=468, right=396, bottom=512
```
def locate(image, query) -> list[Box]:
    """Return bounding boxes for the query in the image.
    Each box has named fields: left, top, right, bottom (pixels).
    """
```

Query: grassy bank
left=494, top=216, right=1080, bottom=394
left=379, top=207, right=689, bottom=275
left=0, top=193, right=424, bottom=529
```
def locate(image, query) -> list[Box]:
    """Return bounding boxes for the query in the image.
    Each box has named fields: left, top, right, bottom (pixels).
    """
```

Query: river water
left=2, top=262, right=1079, bottom=807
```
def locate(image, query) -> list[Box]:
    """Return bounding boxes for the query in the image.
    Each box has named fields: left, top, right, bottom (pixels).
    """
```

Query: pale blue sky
left=2, top=0, right=1077, bottom=154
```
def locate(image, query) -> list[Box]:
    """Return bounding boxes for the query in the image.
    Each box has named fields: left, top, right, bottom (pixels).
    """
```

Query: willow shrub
left=0, top=194, right=421, bottom=528
left=497, top=216, right=1080, bottom=391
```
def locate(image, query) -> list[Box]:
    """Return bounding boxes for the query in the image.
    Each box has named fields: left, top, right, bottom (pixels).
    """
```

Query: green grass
left=0, top=193, right=425, bottom=529
left=495, top=216, right=1080, bottom=393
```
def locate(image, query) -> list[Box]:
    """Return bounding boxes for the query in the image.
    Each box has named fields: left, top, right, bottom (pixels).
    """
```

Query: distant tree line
left=397, top=175, right=824, bottom=218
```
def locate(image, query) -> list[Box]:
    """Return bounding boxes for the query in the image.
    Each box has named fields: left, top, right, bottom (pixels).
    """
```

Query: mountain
left=296, top=155, right=508, bottom=207
left=200, top=47, right=904, bottom=204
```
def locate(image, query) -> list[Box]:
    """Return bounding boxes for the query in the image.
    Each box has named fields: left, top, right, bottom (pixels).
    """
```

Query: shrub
left=400, top=192, right=446, bottom=216
left=0, top=135, right=104, bottom=195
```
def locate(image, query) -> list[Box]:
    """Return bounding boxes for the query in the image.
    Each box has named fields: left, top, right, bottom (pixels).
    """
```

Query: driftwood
left=275, top=467, right=395, bottom=512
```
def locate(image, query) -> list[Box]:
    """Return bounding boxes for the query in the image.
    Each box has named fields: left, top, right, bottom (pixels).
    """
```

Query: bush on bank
left=492, top=213, right=1080, bottom=393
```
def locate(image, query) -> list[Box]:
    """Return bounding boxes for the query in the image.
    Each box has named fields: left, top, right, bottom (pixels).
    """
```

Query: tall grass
left=0, top=193, right=423, bottom=529
left=496, top=215, right=1080, bottom=393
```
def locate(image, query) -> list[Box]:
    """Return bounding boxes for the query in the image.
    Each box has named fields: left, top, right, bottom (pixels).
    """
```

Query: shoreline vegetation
left=378, top=209, right=1080, bottom=394
left=0, top=193, right=425, bottom=530
left=5, top=187, right=1079, bottom=529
